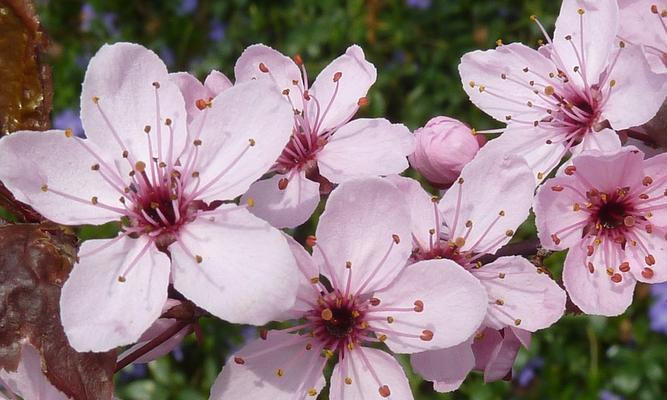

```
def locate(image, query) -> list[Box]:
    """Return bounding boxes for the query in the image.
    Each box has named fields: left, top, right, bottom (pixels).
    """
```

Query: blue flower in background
left=209, top=20, right=226, bottom=42
left=649, top=283, right=667, bottom=334
left=53, top=109, right=84, bottom=138
left=406, top=0, right=432, bottom=9
left=517, top=357, right=544, bottom=387
left=80, top=3, right=96, bottom=32
left=101, top=12, right=119, bottom=36
left=177, top=0, right=198, bottom=15
left=599, top=389, right=624, bottom=400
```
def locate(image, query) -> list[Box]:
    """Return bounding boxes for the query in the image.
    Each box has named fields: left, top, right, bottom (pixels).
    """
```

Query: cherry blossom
left=0, top=43, right=300, bottom=352
left=617, top=0, right=667, bottom=74
left=235, top=44, right=414, bottom=228
left=409, top=116, right=486, bottom=188
left=389, top=150, right=565, bottom=391
left=459, top=0, right=667, bottom=182
left=210, top=178, right=488, bottom=400
left=535, top=147, right=667, bottom=315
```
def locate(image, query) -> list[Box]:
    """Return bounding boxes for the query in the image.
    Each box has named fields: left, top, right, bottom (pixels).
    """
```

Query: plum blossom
left=210, top=178, right=488, bottom=400
left=617, top=0, right=667, bottom=74
left=408, top=116, right=485, bottom=188
left=459, top=0, right=667, bottom=182
left=0, top=342, right=70, bottom=400
left=388, top=150, right=565, bottom=391
left=535, top=147, right=667, bottom=315
left=235, top=44, right=414, bottom=228
left=0, top=43, right=299, bottom=352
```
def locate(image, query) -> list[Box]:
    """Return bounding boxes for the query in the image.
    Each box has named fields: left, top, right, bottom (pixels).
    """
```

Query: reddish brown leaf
left=0, top=224, right=115, bottom=400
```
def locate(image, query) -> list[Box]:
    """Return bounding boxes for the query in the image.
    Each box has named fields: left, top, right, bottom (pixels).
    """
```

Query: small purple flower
left=649, top=296, right=667, bottom=334
left=651, top=282, right=667, bottom=300
left=80, top=3, right=96, bottom=32
left=209, top=21, right=226, bottom=42
left=52, top=109, right=84, bottom=138
left=406, top=0, right=431, bottom=9
left=101, top=13, right=119, bottom=35
left=159, top=47, right=176, bottom=67
left=599, top=389, right=624, bottom=400
left=171, top=345, right=184, bottom=362
left=177, top=0, right=198, bottom=15
left=517, top=357, right=544, bottom=387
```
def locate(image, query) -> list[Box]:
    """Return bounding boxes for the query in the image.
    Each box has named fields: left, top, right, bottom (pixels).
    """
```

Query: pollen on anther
left=91, top=196, right=98, bottom=205
left=333, top=71, right=342, bottom=82
left=386, top=316, right=395, bottom=324
left=499, top=210, right=506, bottom=216
left=135, top=161, right=146, bottom=172
left=321, top=308, right=333, bottom=321
left=413, top=300, right=424, bottom=312
left=498, top=272, right=506, bottom=279
left=370, top=297, right=381, bottom=306
left=64, top=128, right=73, bottom=138
left=345, top=377, right=352, bottom=385
left=505, top=229, right=514, bottom=237
left=40, top=184, right=48, bottom=192
left=92, top=96, right=100, bottom=104
left=118, top=275, right=126, bottom=283
left=346, top=260, right=352, bottom=269
left=495, top=299, right=505, bottom=305
left=514, top=319, right=522, bottom=326
left=234, top=357, right=245, bottom=365
left=248, top=138, right=256, bottom=146
left=420, top=330, right=434, bottom=341
left=392, top=234, right=401, bottom=244
left=357, top=97, right=369, bottom=106
left=195, top=255, right=203, bottom=264
left=544, top=86, right=555, bottom=96
left=165, top=118, right=172, bottom=126
left=258, top=63, right=269, bottom=73
left=152, top=81, right=160, bottom=88
left=307, top=388, right=317, bottom=397
left=642, top=267, right=655, bottom=279
left=275, top=368, right=284, bottom=377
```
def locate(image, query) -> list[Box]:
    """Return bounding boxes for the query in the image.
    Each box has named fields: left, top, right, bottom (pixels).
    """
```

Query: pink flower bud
left=408, top=116, right=485, bottom=188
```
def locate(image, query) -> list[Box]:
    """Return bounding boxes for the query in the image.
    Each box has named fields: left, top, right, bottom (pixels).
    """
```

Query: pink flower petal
left=0, top=131, right=122, bottom=225
left=473, top=327, right=523, bottom=382
left=170, top=72, right=208, bottom=123
left=234, top=43, right=304, bottom=112
left=170, top=209, right=299, bottom=325
left=308, top=45, right=377, bottom=132
left=563, top=242, right=636, bottom=316
left=118, top=318, right=191, bottom=364
left=329, top=347, right=412, bottom=400
left=204, top=70, right=233, bottom=94
left=385, top=175, right=436, bottom=251
left=210, top=331, right=326, bottom=400
left=571, top=147, right=644, bottom=192
left=317, top=118, right=413, bottom=183
left=186, top=80, right=293, bottom=202
left=458, top=42, right=558, bottom=123
left=534, top=175, right=591, bottom=251
left=571, top=128, right=621, bottom=154
left=60, top=236, right=170, bottom=352
left=410, top=341, right=475, bottom=393
left=618, top=0, right=667, bottom=74
left=473, top=256, right=566, bottom=331
left=313, top=178, right=411, bottom=295
left=476, top=126, right=566, bottom=183
left=553, top=0, right=619, bottom=87
left=601, top=44, right=667, bottom=130
left=0, top=342, right=70, bottom=400
left=80, top=43, right=188, bottom=167
left=241, top=171, right=320, bottom=229
left=440, top=150, right=534, bottom=255
left=369, top=259, right=487, bottom=353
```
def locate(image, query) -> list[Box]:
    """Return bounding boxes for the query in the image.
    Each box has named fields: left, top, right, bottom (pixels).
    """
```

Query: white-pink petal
left=473, top=256, right=566, bottom=331
left=385, top=175, right=437, bottom=251
left=60, top=236, right=170, bottom=352
left=186, top=80, right=294, bottom=202
left=241, top=171, right=320, bottom=229
left=410, top=341, right=475, bottom=393
left=170, top=209, right=299, bottom=325
left=317, top=118, right=413, bottom=184
left=0, top=131, right=122, bottom=225
left=440, top=150, right=534, bottom=256
left=329, top=347, right=412, bottom=400
left=0, top=342, right=70, bottom=400
left=313, top=178, right=411, bottom=295
left=369, top=259, right=487, bottom=353
left=210, top=331, right=326, bottom=400
left=80, top=42, right=188, bottom=167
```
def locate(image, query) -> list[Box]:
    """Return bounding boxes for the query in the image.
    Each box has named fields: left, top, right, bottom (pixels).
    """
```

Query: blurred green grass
left=31, top=0, right=667, bottom=399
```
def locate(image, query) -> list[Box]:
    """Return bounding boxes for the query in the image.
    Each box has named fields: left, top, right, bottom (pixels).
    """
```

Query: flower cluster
left=0, top=0, right=666, bottom=399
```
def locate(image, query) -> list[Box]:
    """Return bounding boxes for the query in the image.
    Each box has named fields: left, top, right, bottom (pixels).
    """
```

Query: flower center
left=312, top=292, right=367, bottom=350
left=595, top=200, right=628, bottom=230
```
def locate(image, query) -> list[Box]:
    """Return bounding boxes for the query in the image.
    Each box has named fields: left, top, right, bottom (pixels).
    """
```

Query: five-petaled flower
left=234, top=44, right=415, bottom=228
left=389, top=150, right=565, bottom=391
left=210, top=178, right=488, bottom=400
left=0, top=43, right=300, bottom=352
left=535, top=147, right=667, bottom=315
left=459, top=0, right=667, bottom=182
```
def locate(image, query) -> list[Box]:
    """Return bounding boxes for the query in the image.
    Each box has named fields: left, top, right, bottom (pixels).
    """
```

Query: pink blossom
left=618, top=0, right=667, bottom=74
left=0, top=43, right=300, bottom=352
left=459, top=0, right=667, bottom=182
left=0, top=342, right=70, bottom=400
left=408, top=116, right=485, bottom=188
left=389, top=150, right=565, bottom=391
left=535, top=147, right=667, bottom=315
left=210, top=178, right=488, bottom=400
left=170, top=70, right=233, bottom=123
left=235, top=44, right=414, bottom=228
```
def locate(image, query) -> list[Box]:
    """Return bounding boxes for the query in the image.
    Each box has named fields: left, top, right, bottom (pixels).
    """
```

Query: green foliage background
left=34, top=0, right=667, bottom=399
